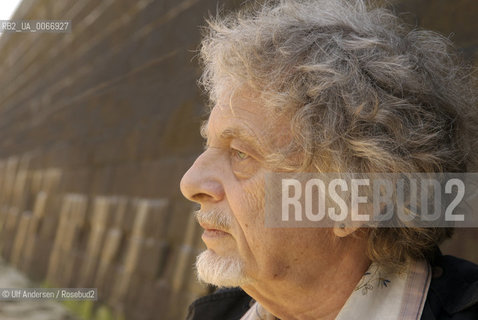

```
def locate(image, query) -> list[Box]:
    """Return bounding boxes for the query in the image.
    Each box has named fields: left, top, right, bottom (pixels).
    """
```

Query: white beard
left=195, top=249, right=250, bottom=287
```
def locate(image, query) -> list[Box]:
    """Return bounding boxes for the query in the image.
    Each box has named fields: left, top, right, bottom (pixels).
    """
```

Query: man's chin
left=195, top=249, right=250, bottom=287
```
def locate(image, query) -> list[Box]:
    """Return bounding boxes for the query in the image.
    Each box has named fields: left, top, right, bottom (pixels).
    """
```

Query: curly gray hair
left=199, top=0, right=478, bottom=269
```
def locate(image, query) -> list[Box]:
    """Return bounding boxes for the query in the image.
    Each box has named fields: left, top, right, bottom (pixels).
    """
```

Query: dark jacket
left=186, top=253, right=478, bottom=320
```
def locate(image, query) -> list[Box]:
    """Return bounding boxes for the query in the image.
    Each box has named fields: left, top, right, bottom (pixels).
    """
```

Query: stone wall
left=0, top=0, right=238, bottom=319
left=0, top=1, right=476, bottom=319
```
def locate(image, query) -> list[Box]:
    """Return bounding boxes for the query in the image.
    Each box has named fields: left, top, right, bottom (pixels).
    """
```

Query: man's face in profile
left=180, top=89, right=337, bottom=288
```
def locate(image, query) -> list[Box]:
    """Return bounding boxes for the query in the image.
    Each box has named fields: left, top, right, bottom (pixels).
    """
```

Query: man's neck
left=241, top=239, right=371, bottom=320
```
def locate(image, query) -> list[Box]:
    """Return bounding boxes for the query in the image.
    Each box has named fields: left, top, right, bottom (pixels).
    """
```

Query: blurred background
left=0, top=0, right=476, bottom=319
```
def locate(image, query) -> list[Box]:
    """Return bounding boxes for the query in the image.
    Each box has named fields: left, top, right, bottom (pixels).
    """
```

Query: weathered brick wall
left=0, top=1, right=476, bottom=319
left=0, top=1, right=242, bottom=319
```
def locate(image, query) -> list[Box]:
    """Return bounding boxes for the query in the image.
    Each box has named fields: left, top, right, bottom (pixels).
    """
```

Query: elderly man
left=180, top=0, right=478, bottom=319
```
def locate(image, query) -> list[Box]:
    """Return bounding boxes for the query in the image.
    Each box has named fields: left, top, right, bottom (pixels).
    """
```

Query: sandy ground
left=0, top=258, right=77, bottom=320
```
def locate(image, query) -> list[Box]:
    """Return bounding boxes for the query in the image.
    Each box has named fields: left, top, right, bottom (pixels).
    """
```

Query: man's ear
left=333, top=223, right=360, bottom=237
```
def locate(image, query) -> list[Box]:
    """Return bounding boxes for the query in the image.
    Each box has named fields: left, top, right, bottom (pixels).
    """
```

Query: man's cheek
left=241, top=183, right=266, bottom=223
left=232, top=160, right=262, bottom=179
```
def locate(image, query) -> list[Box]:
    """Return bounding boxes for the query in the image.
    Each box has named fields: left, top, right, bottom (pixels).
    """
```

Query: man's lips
left=199, top=222, right=230, bottom=238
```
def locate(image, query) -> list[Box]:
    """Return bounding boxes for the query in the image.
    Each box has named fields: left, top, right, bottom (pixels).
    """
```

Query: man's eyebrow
left=200, top=118, right=267, bottom=155
left=219, top=127, right=262, bottom=150
left=200, top=120, right=263, bottom=150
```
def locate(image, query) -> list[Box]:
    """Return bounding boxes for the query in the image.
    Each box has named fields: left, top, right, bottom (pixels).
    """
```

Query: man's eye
left=231, top=148, right=249, bottom=160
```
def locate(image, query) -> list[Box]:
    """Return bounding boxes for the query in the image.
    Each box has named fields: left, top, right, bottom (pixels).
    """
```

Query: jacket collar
left=427, top=248, right=478, bottom=315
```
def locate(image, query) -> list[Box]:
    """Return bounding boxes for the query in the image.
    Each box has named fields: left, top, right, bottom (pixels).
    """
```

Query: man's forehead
left=201, top=87, right=293, bottom=148
left=204, top=97, right=265, bottom=132
left=201, top=111, right=292, bottom=158
left=201, top=105, right=277, bottom=155
left=214, top=86, right=265, bottom=115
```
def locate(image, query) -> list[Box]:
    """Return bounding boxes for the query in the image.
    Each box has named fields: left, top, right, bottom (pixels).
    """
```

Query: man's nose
left=180, top=150, right=225, bottom=204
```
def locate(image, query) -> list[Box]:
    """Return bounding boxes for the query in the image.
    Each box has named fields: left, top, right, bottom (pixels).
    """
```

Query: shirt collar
left=241, top=259, right=431, bottom=320
left=336, top=259, right=431, bottom=320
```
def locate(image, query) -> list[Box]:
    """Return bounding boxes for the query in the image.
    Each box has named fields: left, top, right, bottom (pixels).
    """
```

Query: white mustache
left=194, top=209, right=233, bottom=230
